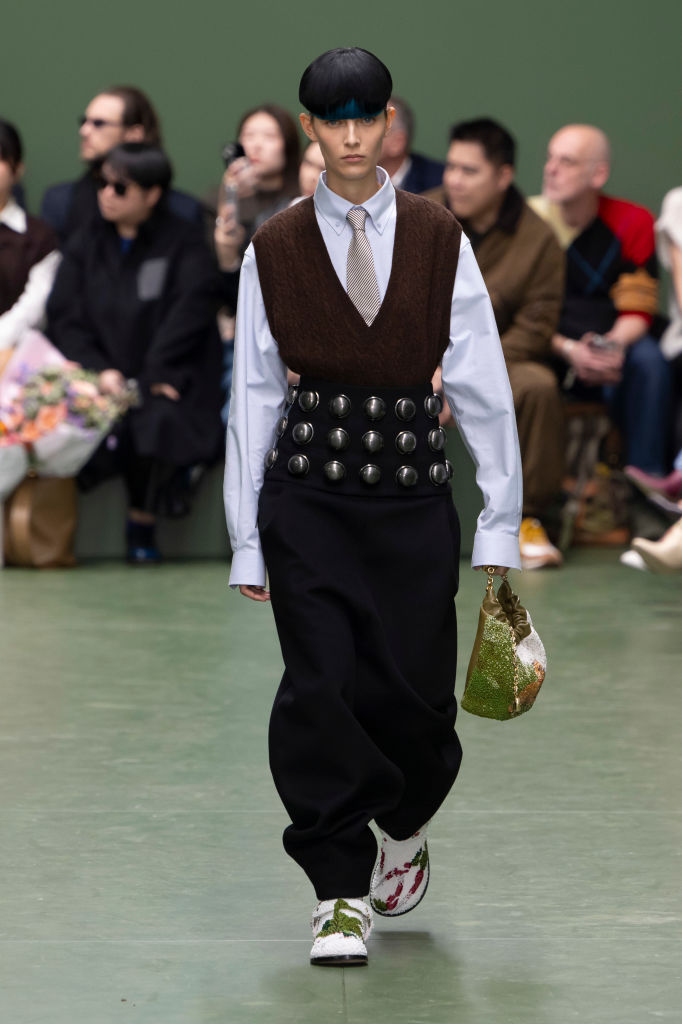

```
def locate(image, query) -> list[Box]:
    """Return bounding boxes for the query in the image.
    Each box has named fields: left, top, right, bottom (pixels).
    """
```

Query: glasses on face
left=78, top=115, right=123, bottom=130
left=96, top=177, right=130, bottom=197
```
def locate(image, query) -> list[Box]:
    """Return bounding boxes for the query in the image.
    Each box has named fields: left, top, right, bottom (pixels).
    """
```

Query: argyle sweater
left=532, top=194, right=659, bottom=338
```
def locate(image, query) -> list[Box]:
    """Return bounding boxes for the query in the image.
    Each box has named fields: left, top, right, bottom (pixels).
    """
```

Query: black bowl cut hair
left=103, top=142, right=173, bottom=191
left=0, top=119, right=23, bottom=171
left=299, top=47, right=393, bottom=119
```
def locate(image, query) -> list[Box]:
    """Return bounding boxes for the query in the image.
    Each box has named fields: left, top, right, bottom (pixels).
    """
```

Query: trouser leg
left=260, top=483, right=461, bottom=899
left=609, top=335, right=672, bottom=474
left=506, top=361, right=564, bottom=518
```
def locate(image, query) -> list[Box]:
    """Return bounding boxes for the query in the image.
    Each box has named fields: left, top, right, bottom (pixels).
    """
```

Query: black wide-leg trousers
left=259, top=479, right=463, bottom=900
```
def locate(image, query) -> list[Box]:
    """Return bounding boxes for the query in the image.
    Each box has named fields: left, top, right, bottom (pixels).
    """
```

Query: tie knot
left=347, top=207, right=368, bottom=232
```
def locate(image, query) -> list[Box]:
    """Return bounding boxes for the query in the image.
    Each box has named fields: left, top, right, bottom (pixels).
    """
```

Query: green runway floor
left=0, top=552, right=680, bottom=1023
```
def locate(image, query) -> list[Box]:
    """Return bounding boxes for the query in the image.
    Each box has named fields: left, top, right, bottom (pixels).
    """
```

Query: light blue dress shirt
left=224, top=168, right=522, bottom=587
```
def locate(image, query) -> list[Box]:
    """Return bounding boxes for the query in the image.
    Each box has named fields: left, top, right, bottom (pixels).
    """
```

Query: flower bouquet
left=0, top=332, right=136, bottom=502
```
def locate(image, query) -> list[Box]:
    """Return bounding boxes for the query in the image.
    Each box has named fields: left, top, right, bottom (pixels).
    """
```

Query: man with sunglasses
left=47, top=142, right=222, bottom=563
left=40, top=87, right=204, bottom=246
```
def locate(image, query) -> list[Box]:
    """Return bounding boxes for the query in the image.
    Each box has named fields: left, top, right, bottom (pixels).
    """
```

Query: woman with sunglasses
left=0, top=119, right=60, bottom=362
left=47, top=142, right=223, bottom=562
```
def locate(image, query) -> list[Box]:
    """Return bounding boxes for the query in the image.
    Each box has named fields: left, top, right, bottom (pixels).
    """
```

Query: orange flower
left=35, top=402, right=67, bottom=433
left=19, top=422, right=42, bottom=443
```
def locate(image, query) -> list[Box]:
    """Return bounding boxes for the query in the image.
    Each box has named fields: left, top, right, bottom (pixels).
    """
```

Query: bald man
left=530, top=125, right=671, bottom=475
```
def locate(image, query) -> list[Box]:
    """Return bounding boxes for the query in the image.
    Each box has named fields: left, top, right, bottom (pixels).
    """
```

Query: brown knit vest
left=252, top=190, right=462, bottom=387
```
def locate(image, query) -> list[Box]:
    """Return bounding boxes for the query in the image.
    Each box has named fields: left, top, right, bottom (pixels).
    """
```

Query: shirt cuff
left=471, top=531, right=521, bottom=571
left=228, top=546, right=266, bottom=589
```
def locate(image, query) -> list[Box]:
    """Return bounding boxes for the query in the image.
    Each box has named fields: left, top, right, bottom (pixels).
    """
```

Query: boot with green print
left=370, top=825, right=430, bottom=917
left=310, top=897, right=373, bottom=966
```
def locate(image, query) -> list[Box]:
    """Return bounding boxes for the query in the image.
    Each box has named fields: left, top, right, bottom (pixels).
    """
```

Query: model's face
left=96, top=161, right=159, bottom=227
left=298, top=142, right=325, bottom=196
left=301, top=110, right=393, bottom=185
left=239, top=112, right=286, bottom=179
left=443, top=141, right=511, bottom=222
left=79, top=95, right=127, bottom=162
left=543, top=128, right=607, bottom=203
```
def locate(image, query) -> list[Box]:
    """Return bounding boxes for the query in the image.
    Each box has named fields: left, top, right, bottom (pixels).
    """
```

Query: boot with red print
left=369, top=825, right=430, bottom=917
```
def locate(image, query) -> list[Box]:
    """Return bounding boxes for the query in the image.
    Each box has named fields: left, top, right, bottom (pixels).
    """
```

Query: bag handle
left=485, top=566, right=520, bottom=713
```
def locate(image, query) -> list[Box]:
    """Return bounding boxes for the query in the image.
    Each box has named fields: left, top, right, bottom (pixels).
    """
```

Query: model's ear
left=384, top=106, right=396, bottom=136
left=299, top=113, right=317, bottom=142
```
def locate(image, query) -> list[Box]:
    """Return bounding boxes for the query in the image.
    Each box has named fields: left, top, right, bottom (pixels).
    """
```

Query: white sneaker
left=369, top=826, right=430, bottom=917
left=519, top=518, right=563, bottom=570
left=310, top=897, right=373, bottom=967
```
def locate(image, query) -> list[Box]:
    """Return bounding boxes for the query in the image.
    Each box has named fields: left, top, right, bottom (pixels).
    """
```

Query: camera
left=221, top=141, right=245, bottom=169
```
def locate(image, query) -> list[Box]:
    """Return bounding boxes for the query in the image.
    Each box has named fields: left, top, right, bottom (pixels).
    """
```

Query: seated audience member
left=0, top=120, right=60, bottom=357
left=655, top=187, right=682, bottom=461
left=298, top=141, right=325, bottom=198
left=425, top=118, right=565, bottom=569
left=41, top=87, right=204, bottom=245
left=623, top=188, right=682, bottom=525
left=214, top=104, right=301, bottom=302
left=47, top=143, right=222, bottom=563
left=213, top=105, right=301, bottom=420
left=529, top=124, right=671, bottom=476
left=380, top=96, right=445, bottom=194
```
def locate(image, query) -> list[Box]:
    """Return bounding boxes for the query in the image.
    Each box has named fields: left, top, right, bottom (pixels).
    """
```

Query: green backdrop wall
left=4, top=0, right=681, bottom=220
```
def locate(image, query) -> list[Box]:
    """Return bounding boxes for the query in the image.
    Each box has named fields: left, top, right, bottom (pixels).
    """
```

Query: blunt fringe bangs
left=0, top=119, right=23, bottom=171
left=299, top=47, right=392, bottom=120
left=104, top=143, right=173, bottom=192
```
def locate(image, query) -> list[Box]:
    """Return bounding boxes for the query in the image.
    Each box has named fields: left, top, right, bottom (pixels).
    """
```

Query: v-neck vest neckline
left=301, top=191, right=409, bottom=334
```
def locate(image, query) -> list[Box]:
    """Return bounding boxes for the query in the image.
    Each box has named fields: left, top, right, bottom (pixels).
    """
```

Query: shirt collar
left=314, top=166, right=395, bottom=236
left=0, top=197, right=27, bottom=234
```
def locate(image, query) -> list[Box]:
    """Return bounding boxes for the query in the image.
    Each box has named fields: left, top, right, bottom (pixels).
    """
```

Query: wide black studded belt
left=263, top=377, right=453, bottom=497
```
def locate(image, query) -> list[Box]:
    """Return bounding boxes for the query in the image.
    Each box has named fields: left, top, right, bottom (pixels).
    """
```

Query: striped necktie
left=346, top=206, right=381, bottom=325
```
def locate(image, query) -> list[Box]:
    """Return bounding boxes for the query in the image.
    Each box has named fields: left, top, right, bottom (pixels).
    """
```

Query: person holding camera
left=214, top=105, right=301, bottom=296
left=530, top=124, right=671, bottom=475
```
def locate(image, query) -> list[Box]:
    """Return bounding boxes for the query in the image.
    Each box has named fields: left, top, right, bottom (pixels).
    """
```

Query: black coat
left=400, top=152, right=445, bottom=195
left=47, top=203, right=223, bottom=467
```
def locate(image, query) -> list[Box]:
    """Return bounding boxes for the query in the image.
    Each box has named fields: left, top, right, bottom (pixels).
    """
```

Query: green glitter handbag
left=461, top=568, right=546, bottom=721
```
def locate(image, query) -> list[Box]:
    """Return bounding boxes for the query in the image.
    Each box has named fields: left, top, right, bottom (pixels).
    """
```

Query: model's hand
left=430, top=367, right=454, bottom=427
left=239, top=585, right=271, bottom=602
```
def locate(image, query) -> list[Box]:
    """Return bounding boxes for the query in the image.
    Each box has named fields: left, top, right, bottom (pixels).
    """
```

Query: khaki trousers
left=506, top=361, right=564, bottom=518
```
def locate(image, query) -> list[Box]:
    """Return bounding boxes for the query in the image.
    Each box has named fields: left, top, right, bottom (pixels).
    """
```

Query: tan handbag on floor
left=3, top=476, right=77, bottom=568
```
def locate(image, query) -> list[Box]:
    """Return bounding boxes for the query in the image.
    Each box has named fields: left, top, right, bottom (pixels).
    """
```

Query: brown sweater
left=252, top=190, right=462, bottom=386
left=423, top=185, right=564, bottom=364
left=0, top=214, right=57, bottom=315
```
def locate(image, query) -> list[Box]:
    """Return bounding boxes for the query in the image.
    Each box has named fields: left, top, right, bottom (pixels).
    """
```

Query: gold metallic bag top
left=461, top=568, right=546, bottom=721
